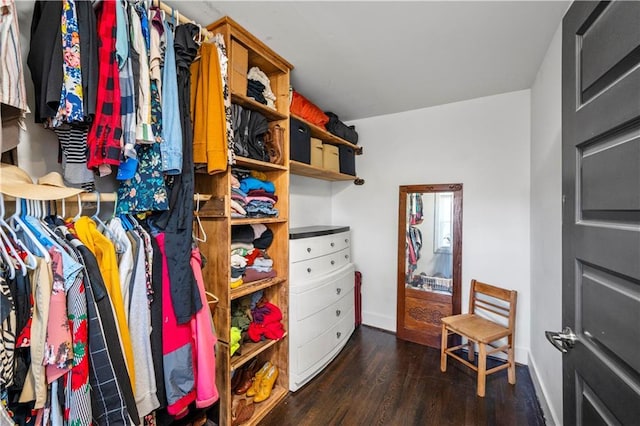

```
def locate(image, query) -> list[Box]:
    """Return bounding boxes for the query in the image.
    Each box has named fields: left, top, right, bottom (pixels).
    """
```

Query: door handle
left=545, top=327, right=577, bottom=353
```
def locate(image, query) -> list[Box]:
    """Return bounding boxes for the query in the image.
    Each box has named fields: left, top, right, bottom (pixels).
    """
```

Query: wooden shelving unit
left=290, top=113, right=360, bottom=151
left=197, top=16, right=293, bottom=426
left=289, top=114, right=364, bottom=184
left=231, top=92, right=288, bottom=122
left=290, top=160, right=361, bottom=183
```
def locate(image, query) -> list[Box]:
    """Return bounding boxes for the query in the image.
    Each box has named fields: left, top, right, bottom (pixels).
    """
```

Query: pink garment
left=190, top=248, right=219, bottom=408
left=45, top=249, right=73, bottom=383
left=157, top=233, right=196, bottom=418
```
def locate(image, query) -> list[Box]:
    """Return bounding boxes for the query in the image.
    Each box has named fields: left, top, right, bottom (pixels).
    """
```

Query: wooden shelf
left=230, top=332, right=288, bottom=371
left=205, top=16, right=292, bottom=426
left=231, top=217, right=287, bottom=225
left=231, top=276, right=287, bottom=300
left=290, top=160, right=361, bottom=182
left=231, top=386, right=288, bottom=426
left=291, top=113, right=360, bottom=152
left=234, top=156, right=287, bottom=172
left=231, top=92, right=288, bottom=122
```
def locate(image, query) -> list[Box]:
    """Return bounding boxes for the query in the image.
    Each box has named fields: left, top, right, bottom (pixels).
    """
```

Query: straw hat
left=0, top=163, right=85, bottom=200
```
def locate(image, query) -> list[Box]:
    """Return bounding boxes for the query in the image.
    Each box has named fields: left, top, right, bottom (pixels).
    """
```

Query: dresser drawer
left=290, top=263, right=354, bottom=315
left=294, top=306, right=355, bottom=375
left=290, top=247, right=351, bottom=282
left=291, top=288, right=354, bottom=347
left=290, top=231, right=351, bottom=263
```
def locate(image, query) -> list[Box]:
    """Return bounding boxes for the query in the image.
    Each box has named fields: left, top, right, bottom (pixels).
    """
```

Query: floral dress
left=117, top=6, right=168, bottom=214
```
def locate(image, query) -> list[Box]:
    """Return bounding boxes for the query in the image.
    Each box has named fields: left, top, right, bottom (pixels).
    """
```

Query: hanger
left=0, top=193, right=36, bottom=270
left=193, top=194, right=207, bottom=243
left=11, top=197, right=50, bottom=263
left=0, top=225, right=25, bottom=276
left=73, top=193, right=83, bottom=222
left=90, top=192, right=121, bottom=250
left=0, top=229, right=16, bottom=279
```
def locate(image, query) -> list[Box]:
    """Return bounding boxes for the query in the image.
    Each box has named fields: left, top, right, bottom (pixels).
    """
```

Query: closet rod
left=70, top=193, right=213, bottom=203
left=3, top=193, right=212, bottom=203
left=154, top=0, right=214, bottom=40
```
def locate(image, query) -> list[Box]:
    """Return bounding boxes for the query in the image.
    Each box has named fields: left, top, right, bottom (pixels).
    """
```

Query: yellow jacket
left=191, top=42, right=227, bottom=174
left=73, top=217, right=136, bottom=392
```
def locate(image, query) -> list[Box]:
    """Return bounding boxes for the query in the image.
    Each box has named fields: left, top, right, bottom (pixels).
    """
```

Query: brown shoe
left=232, top=399, right=255, bottom=425
left=234, top=359, right=257, bottom=395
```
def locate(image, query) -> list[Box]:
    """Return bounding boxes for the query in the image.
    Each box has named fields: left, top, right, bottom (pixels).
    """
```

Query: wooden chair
left=440, top=279, right=517, bottom=397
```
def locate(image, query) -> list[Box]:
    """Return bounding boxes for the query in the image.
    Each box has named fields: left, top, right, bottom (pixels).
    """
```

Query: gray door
left=560, top=1, right=640, bottom=424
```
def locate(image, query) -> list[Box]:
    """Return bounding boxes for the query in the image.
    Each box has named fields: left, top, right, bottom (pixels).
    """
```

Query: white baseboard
left=528, top=353, right=561, bottom=426
left=362, top=310, right=395, bottom=332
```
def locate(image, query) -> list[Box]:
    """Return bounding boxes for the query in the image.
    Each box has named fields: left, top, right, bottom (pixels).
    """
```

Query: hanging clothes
left=50, top=0, right=84, bottom=127
left=153, top=23, right=202, bottom=325
left=0, top=0, right=29, bottom=154
left=72, top=216, right=137, bottom=392
left=87, top=0, right=122, bottom=176
left=156, top=232, right=195, bottom=419
left=26, top=1, right=63, bottom=124
left=65, top=235, right=140, bottom=425
left=160, top=19, right=183, bottom=175
left=212, top=33, right=235, bottom=166
left=190, top=247, right=218, bottom=408
left=191, top=42, right=228, bottom=174
left=19, top=257, right=51, bottom=409
left=117, top=5, right=168, bottom=214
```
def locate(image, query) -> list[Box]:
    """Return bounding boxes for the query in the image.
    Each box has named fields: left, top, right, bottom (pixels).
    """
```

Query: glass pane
left=405, top=192, right=453, bottom=294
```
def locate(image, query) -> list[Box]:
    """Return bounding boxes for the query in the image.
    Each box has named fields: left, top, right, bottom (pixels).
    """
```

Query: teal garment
left=117, top=81, right=168, bottom=213
left=114, top=0, right=129, bottom=69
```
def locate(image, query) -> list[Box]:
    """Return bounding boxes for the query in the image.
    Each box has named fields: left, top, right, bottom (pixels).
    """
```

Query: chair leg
left=507, top=334, right=516, bottom=385
left=477, top=343, right=487, bottom=397
left=440, top=324, right=448, bottom=372
left=467, top=340, right=475, bottom=362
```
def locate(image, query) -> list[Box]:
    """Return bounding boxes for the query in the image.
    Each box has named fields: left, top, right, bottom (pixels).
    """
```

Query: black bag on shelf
left=232, top=104, right=270, bottom=162
left=325, top=111, right=358, bottom=144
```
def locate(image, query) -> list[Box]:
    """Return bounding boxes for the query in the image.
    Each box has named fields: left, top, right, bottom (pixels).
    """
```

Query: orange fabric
left=191, top=43, right=227, bottom=174
left=290, top=91, right=329, bottom=129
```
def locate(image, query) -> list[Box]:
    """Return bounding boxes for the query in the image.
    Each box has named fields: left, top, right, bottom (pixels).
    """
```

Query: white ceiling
left=171, top=1, right=569, bottom=121
left=14, top=1, right=568, bottom=122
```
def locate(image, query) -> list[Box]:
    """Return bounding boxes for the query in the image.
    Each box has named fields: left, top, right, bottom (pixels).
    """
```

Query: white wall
left=332, top=90, right=532, bottom=363
left=529, top=24, right=563, bottom=426
left=289, top=175, right=332, bottom=228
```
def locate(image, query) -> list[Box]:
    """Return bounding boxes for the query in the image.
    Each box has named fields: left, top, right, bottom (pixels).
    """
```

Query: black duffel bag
left=325, top=111, right=358, bottom=144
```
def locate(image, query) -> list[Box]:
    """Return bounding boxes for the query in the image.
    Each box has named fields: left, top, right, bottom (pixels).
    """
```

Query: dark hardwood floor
left=259, top=326, right=545, bottom=426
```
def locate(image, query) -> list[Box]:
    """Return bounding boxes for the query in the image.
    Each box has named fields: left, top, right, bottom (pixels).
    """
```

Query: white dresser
left=289, top=226, right=355, bottom=392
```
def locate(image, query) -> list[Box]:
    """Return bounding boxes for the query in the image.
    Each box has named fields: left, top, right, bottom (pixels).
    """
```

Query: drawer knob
left=307, top=267, right=312, bottom=273
left=330, top=242, right=335, bottom=247
left=345, top=239, right=349, bottom=243
left=307, top=247, right=311, bottom=253
left=345, top=255, right=349, bottom=259
left=336, top=288, right=341, bottom=295
left=330, top=260, right=335, bottom=265
left=336, top=332, right=342, bottom=339
left=336, top=309, right=341, bottom=317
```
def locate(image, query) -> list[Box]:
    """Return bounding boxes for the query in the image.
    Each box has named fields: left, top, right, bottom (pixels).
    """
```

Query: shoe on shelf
left=231, top=398, right=255, bottom=426
left=253, top=364, right=278, bottom=403
left=234, top=359, right=257, bottom=395
left=246, top=361, right=272, bottom=397
left=231, top=367, right=243, bottom=393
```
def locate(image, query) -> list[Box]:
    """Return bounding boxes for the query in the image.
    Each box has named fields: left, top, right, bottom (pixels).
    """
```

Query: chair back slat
left=469, top=279, right=517, bottom=331
left=474, top=299, right=510, bottom=318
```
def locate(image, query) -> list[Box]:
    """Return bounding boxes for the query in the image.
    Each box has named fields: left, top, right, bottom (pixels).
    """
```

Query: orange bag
left=290, top=91, right=329, bottom=129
